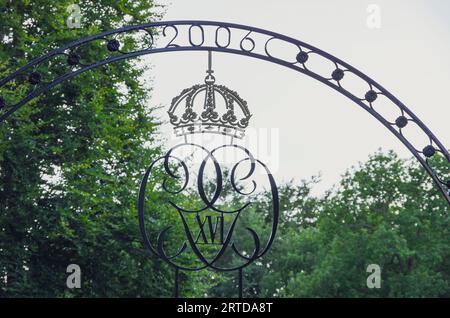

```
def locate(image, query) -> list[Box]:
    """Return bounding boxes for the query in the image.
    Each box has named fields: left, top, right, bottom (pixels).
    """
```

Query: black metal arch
left=0, top=20, right=448, bottom=204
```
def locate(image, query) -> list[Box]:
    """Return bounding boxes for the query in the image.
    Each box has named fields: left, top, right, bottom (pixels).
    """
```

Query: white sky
left=144, top=0, right=450, bottom=195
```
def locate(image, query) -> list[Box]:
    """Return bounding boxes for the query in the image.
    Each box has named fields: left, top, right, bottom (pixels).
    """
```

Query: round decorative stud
left=395, top=116, right=408, bottom=128
left=0, top=96, right=5, bottom=109
left=332, top=68, right=345, bottom=81
left=28, top=72, right=41, bottom=85
left=107, top=39, right=120, bottom=52
left=296, top=51, right=309, bottom=64
left=67, top=52, right=80, bottom=66
left=365, top=90, right=378, bottom=103
left=423, top=145, right=436, bottom=158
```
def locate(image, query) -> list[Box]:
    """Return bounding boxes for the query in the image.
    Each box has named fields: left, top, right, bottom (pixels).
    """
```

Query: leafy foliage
left=0, top=0, right=178, bottom=297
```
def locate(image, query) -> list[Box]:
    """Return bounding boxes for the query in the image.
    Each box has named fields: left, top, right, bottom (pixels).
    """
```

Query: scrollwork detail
left=138, top=142, right=279, bottom=272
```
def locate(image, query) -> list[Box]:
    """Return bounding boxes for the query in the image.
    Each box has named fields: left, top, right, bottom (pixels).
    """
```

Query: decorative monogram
left=138, top=143, right=279, bottom=272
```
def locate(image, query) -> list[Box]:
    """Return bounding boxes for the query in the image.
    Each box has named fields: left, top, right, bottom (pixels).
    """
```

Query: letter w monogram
left=195, top=215, right=224, bottom=245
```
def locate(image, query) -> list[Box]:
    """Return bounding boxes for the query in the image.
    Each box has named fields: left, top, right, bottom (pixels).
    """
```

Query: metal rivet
left=28, top=72, right=41, bottom=85
left=365, top=90, right=378, bottom=103
left=296, top=51, right=309, bottom=63
left=107, top=39, right=120, bottom=52
left=395, top=116, right=408, bottom=128
left=423, top=145, right=436, bottom=158
left=67, top=52, right=80, bottom=66
left=332, top=68, right=345, bottom=81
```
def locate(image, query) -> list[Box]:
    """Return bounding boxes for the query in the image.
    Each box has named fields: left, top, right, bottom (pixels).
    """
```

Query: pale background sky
left=144, top=0, right=450, bottom=194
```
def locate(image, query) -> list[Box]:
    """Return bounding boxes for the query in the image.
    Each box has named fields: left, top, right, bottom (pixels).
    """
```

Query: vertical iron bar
left=208, top=50, right=212, bottom=73
left=174, top=267, right=180, bottom=298
left=220, top=212, right=224, bottom=244
left=238, top=268, right=243, bottom=298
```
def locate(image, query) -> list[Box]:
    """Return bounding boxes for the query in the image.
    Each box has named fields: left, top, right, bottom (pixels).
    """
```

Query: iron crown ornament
left=168, top=52, right=252, bottom=139
left=138, top=51, right=279, bottom=298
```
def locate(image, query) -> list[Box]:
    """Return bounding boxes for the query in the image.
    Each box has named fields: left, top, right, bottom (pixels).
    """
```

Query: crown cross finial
left=168, top=51, right=252, bottom=139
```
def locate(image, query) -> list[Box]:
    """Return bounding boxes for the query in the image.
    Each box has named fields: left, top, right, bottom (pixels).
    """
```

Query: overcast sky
left=145, top=0, right=450, bottom=194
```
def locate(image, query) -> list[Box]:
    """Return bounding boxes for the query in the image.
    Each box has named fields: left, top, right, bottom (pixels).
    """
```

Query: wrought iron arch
left=0, top=20, right=449, bottom=204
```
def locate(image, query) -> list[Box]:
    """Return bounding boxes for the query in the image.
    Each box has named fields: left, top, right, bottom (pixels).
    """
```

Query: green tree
left=0, top=0, right=193, bottom=297
left=282, top=151, right=450, bottom=297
